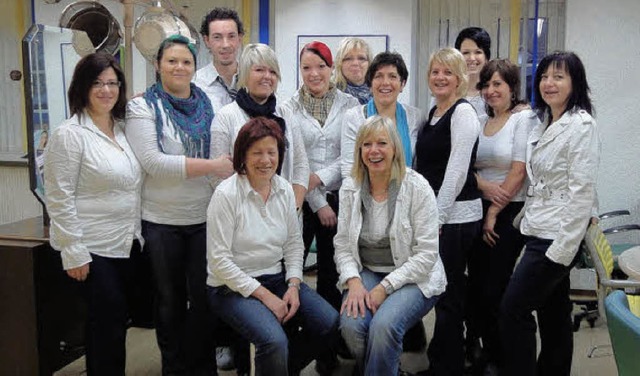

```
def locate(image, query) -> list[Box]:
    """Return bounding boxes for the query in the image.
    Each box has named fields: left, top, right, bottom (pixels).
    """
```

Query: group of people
left=43, top=6, right=599, bottom=376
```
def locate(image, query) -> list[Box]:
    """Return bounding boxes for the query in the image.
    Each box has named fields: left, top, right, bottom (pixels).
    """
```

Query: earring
left=511, top=92, right=516, bottom=101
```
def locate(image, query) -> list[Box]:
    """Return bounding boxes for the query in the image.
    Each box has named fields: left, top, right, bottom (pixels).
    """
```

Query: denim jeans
left=500, top=237, right=577, bottom=376
left=142, top=220, right=215, bottom=376
left=339, top=268, right=438, bottom=376
left=208, top=272, right=339, bottom=376
left=84, top=241, right=140, bottom=376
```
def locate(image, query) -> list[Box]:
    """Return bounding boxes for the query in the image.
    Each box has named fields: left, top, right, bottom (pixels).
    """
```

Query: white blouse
left=45, top=113, right=143, bottom=270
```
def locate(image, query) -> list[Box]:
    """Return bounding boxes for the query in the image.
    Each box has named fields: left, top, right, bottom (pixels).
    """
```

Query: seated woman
left=335, top=37, right=373, bottom=104
left=206, top=117, right=339, bottom=376
left=44, top=52, right=143, bottom=375
left=335, top=115, right=446, bottom=375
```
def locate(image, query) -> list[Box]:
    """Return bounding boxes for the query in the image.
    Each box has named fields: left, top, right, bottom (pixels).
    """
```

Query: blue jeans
left=142, top=220, right=215, bottom=375
left=208, top=272, right=339, bottom=376
left=339, top=268, right=438, bottom=376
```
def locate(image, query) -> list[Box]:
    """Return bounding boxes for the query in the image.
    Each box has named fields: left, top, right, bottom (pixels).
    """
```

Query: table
left=619, top=245, right=640, bottom=281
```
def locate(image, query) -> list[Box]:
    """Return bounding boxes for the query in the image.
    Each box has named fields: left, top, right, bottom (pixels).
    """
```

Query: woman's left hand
left=308, top=173, right=323, bottom=191
left=282, top=280, right=301, bottom=323
left=316, top=205, right=337, bottom=228
left=482, top=210, right=500, bottom=247
left=368, top=284, right=387, bottom=314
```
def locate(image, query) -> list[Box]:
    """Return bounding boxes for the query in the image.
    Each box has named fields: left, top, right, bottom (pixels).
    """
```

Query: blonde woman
left=335, top=37, right=373, bottom=104
left=414, top=47, right=482, bottom=375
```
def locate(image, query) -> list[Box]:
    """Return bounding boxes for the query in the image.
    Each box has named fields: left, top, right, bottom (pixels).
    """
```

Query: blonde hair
left=352, top=115, right=406, bottom=184
left=237, top=43, right=281, bottom=90
left=334, top=37, right=372, bottom=90
left=428, top=47, right=468, bottom=99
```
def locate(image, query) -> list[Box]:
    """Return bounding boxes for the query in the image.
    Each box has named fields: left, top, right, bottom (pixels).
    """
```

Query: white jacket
left=209, top=101, right=310, bottom=189
left=341, top=103, right=425, bottom=179
left=279, top=90, right=359, bottom=212
left=334, top=169, right=447, bottom=298
left=519, top=108, right=600, bottom=266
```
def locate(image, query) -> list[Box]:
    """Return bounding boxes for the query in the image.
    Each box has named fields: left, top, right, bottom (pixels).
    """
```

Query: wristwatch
left=380, top=279, right=394, bottom=295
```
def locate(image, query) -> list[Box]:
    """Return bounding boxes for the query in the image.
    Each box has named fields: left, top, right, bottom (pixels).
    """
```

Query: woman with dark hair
left=500, top=51, right=599, bottom=376
left=468, top=59, right=539, bottom=373
left=334, top=37, right=373, bottom=104
left=281, top=41, right=359, bottom=312
left=455, top=27, right=491, bottom=117
left=206, top=116, right=339, bottom=375
left=335, top=115, right=445, bottom=375
left=414, top=47, right=483, bottom=375
left=44, top=52, right=142, bottom=375
left=125, top=35, right=234, bottom=374
left=341, top=51, right=424, bottom=178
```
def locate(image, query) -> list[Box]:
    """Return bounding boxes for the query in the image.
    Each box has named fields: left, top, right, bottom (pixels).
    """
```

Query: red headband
left=301, top=41, right=333, bottom=67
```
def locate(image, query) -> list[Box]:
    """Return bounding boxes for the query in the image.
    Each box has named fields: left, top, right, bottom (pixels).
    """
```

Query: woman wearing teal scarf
left=341, top=52, right=425, bottom=180
left=125, top=35, right=234, bottom=375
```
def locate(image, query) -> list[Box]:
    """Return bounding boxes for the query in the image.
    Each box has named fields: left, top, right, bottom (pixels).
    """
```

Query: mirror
left=22, top=24, right=93, bottom=214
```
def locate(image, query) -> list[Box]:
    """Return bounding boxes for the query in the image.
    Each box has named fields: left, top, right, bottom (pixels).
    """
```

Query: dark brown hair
left=233, top=117, right=285, bottom=175
left=477, top=59, right=523, bottom=117
left=68, top=52, right=127, bottom=119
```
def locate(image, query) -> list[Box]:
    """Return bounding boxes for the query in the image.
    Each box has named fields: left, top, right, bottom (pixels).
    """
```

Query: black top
left=414, top=98, right=480, bottom=201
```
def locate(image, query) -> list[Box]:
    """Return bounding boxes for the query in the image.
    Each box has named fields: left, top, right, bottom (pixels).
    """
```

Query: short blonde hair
left=428, top=47, right=468, bottom=99
left=334, top=37, right=372, bottom=90
left=237, top=43, right=281, bottom=90
left=352, top=115, right=406, bottom=184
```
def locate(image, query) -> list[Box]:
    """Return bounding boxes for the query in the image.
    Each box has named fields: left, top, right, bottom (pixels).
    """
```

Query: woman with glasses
left=335, top=37, right=373, bottom=105
left=44, top=52, right=142, bottom=375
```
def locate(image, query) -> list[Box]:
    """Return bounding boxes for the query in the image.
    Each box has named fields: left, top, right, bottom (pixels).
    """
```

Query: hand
left=282, top=281, right=301, bottom=323
left=480, top=181, right=510, bottom=207
left=368, top=284, right=387, bottom=314
left=211, top=155, right=234, bottom=179
left=67, top=263, right=90, bottom=281
left=590, top=216, right=599, bottom=225
left=341, top=278, right=369, bottom=318
left=316, top=205, right=337, bottom=228
left=308, top=173, right=323, bottom=191
left=259, top=289, right=289, bottom=324
left=482, top=210, right=500, bottom=247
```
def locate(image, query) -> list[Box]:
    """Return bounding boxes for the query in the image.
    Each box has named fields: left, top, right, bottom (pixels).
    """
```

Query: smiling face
left=459, top=38, right=487, bottom=77
left=204, top=19, right=242, bottom=67
left=300, top=51, right=332, bottom=97
left=245, top=136, right=278, bottom=188
left=360, top=128, right=395, bottom=177
left=342, top=47, right=369, bottom=85
left=429, top=61, right=460, bottom=102
left=157, top=44, right=195, bottom=98
left=482, top=71, right=512, bottom=114
left=87, top=67, right=119, bottom=117
left=539, top=63, right=573, bottom=116
left=246, top=64, right=278, bottom=104
left=371, top=65, right=404, bottom=108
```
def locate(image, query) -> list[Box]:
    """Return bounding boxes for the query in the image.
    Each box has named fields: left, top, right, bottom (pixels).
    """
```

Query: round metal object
left=59, top=1, right=122, bottom=55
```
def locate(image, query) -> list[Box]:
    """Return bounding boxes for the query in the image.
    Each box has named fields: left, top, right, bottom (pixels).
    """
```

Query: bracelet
left=288, top=282, right=300, bottom=290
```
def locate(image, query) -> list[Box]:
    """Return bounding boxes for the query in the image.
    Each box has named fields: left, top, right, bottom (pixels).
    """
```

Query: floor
left=55, top=270, right=618, bottom=376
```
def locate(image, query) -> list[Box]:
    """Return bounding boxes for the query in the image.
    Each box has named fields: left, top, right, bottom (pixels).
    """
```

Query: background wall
left=273, top=0, right=418, bottom=103
left=565, top=0, right=640, bottom=214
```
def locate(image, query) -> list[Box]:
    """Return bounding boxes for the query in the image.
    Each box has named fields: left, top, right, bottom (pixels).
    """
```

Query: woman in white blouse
left=500, top=51, right=599, bottom=376
left=125, top=35, right=234, bottom=374
left=44, top=53, right=142, bottom=375
left=207, top=117, right=339, bottom=375
left=210, top=43, right=309, bottom=208
left=468, top=59, right=538, bottom=373
left=413, top=47, right=482, bottom=375
left=280, top=41, right=359, bottom=312
left=335, top=115, right=445, bottom=375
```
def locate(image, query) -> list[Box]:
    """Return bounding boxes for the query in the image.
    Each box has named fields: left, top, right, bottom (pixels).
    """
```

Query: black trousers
left=499, top=237, right=577, bottom=376
left=466, top=200, right=525, bottom=364
left=84, top=241, right=141, bottom=376
left=143, top=221, right=216, bottom=376
left=303, top=192, right=341, bottom=310
left=427, top=220, right=482, bottom=375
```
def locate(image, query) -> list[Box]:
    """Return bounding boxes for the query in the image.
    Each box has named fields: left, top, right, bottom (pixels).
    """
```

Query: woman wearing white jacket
left=280, top=41, right=359, bottom=312
left=335, top=116, right=446, bottom=375
left=500, top=51, right=599, bottom=376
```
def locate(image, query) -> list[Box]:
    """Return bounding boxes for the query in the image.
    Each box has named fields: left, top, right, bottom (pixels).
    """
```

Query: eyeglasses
left=91, top=80, right=121, bottom=89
